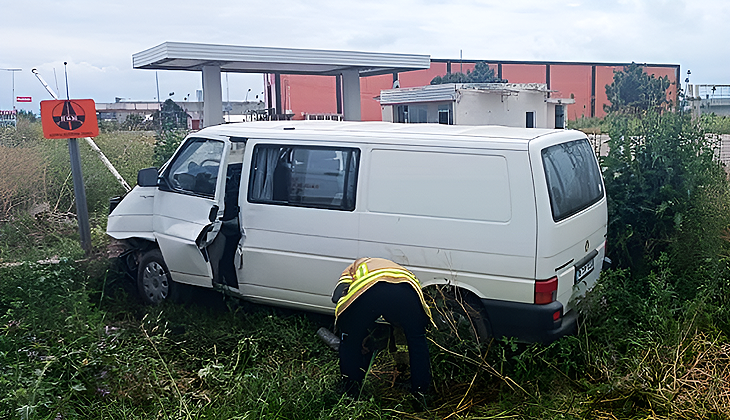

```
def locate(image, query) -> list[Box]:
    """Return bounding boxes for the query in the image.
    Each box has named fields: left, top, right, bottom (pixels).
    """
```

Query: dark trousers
left=337, top=282, right=431, bottom=393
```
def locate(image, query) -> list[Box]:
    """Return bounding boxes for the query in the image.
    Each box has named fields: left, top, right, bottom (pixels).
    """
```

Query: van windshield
left=542, top=139, right=603, bottom=222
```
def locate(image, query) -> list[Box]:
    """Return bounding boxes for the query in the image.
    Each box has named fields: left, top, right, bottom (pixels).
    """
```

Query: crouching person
left=332, top=257, right=434, bottom=401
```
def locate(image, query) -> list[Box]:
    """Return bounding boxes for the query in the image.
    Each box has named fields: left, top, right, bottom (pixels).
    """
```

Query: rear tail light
left=534, top=276, right=557, bottom=304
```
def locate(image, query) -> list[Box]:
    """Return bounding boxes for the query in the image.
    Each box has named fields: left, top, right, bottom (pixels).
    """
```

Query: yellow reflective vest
left=334, top=257, right=433, bottom=323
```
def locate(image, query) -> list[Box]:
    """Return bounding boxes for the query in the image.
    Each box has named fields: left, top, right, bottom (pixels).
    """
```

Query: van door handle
left=208, top=205, right=219, bottom=222
left=555, top=259, right=574, bottom=272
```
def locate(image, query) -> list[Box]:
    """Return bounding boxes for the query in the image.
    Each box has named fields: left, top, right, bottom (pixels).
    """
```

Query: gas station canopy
left=133, top=42, right=431, bottom=125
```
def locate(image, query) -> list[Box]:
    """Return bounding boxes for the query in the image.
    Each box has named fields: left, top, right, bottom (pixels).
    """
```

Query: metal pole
left=2, top=68, right=21, bottom=110
left=68, top=138, right=92, bottom=255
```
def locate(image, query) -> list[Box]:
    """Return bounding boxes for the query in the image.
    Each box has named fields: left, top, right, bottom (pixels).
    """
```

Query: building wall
left=280, top=75, right=338, bottom=116
left=380, top=85, right=562, bottom=128
left=274, top=60, right=679, bottom=122
left=550, top=64, right=593, bottom=120
left=455, top=89, right=549, bottom=127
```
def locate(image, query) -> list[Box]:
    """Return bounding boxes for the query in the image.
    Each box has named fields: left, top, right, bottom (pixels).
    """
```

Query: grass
left=2, top=118, right=730, bottom=418
left=566, top=116, right=607, bottom=134
left=1, top=256, right=728, bottom=419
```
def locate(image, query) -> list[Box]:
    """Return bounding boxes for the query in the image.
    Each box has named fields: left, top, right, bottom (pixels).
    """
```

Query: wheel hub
left=142, top=261, right=169, bottom=303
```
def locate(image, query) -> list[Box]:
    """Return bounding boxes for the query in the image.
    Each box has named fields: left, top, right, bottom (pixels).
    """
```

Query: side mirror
left=137, top=167, right=159, bottom=187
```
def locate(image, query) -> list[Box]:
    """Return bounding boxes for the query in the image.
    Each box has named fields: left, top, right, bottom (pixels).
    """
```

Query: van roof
left=196, top=121, right=584, bottom=149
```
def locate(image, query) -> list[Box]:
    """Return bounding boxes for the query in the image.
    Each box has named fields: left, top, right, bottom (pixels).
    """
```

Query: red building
left=267, top=59, right=680, bottom=122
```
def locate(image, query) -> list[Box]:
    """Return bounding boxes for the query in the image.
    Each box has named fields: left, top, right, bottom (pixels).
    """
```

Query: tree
left=152, top=99, right=190, bottom=167
left=431, top=61, right=506, bottom=85
left=604, top=62, right=672, bottom=115
left=16, top=109, right=37, bottom=123
left=152, top=99, right=189, bottom=131
left=122, top=113, right=153, bottom=131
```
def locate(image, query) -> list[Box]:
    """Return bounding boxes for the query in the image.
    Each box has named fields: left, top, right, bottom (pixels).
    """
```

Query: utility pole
left=2, top=68, right=21, bottom=110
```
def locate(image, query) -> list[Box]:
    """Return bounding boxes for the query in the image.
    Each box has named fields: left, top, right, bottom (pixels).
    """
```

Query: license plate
left=575, top=258, right=594, bottom=284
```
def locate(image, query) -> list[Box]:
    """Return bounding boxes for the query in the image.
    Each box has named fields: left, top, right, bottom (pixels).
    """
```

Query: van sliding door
left=239, top=143, right=360, bottom=312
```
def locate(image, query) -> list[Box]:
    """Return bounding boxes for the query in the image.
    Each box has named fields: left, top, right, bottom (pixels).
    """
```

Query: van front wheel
left=137, top=249, right=176, bottom=304
left=427, top=285, right=491, bottom=347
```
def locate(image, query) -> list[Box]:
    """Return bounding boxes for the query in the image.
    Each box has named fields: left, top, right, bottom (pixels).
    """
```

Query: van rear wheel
left=427, top=285, right=491, bottom=347
left=137, top=249, right=176, bottom=304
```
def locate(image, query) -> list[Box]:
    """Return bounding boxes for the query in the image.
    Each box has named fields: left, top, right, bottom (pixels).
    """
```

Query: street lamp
left=2, top=68, right=22, bottom=110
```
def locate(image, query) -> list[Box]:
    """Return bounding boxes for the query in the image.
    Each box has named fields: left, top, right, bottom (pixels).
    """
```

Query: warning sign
left=41, top=99, right=99, bottom=139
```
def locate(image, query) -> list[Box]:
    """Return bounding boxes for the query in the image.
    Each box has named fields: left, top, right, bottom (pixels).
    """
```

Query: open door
left=152, top=136, right=230, bottom=288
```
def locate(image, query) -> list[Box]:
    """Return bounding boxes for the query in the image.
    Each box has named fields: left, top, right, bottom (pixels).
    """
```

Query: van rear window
left=542, top=139, right=604, bottom=222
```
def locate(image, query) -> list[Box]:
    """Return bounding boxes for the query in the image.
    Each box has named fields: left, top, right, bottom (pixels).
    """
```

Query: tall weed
left=602, top=111, right=730, bottom=279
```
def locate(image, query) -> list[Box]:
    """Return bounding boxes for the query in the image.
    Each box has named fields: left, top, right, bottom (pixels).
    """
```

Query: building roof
left=378, top=83, right=556, bottom=105
left=133, top=42, right=431, bottom=77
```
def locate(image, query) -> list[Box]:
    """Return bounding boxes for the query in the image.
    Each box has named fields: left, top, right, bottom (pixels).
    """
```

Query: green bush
left=153, top=129, right=187, bottom=168
left=601, top=111, right=730, bottom=279
left=699, top=113, right=730, bottom=135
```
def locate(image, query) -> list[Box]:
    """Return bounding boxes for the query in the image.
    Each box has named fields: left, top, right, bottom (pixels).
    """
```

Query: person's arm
left=332, top=262, right=355, bottom=304
left=331, top=281, right=350, bottom=304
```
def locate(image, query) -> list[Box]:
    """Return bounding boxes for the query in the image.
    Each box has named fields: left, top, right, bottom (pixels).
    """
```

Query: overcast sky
left=1, top=0, right=728, bottom=111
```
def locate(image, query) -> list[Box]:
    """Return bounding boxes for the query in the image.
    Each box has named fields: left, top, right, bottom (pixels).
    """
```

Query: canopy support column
left=202, top=65, right=223, bottom=127
left=340, top=69, right=361, bottom=121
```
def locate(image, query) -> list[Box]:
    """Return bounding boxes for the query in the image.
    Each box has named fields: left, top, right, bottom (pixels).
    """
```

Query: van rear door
left=152, top=136, right=230, bottom=288
left=530, top=132, right=607, bottom=313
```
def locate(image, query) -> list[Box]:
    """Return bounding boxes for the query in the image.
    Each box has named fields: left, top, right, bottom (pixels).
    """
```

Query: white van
left=107, top=121, right=607, bottom=343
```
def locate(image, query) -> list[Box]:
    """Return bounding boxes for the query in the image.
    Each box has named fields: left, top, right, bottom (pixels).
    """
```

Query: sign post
left=40, top=99, right=99, bottom=255
left=67, top=138, right=91, bottom=254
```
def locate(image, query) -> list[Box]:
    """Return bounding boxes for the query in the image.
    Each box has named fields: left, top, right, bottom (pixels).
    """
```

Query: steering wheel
left=200, top=158, right=220, bottom=167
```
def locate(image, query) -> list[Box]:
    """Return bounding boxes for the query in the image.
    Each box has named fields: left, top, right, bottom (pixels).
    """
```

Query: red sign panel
left=40, top=99, right=99, bottom=139
left=16, top=96, right=32, bottom=102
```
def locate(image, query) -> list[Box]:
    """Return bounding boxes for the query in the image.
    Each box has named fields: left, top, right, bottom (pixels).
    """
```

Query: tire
left=427, top=285, right=491, bottom=346
left=137, top=249, right=176, bottom=305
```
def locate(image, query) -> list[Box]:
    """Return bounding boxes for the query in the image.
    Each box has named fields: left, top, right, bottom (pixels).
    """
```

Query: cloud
left=2, top=0, right=730, bottom=110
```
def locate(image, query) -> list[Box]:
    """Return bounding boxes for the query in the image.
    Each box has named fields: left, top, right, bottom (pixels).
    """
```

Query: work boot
left=339, top=377, right=361, bottom=399
left=410, top=390, right=430, bottom=412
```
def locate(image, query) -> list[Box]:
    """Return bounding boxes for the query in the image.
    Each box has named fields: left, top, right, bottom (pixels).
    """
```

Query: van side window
left=164, top=138, right=224, bottom=197
left=542, top=139, right=604, bottom=222
left=248, top=144, right=359, bottom=211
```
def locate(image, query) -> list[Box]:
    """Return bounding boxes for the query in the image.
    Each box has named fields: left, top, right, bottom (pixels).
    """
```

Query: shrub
left=699, top=113, right=730, bottom=135
left=601, top=111, right=730, bottom=280
left=153, top=129, right=187, bottom=168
